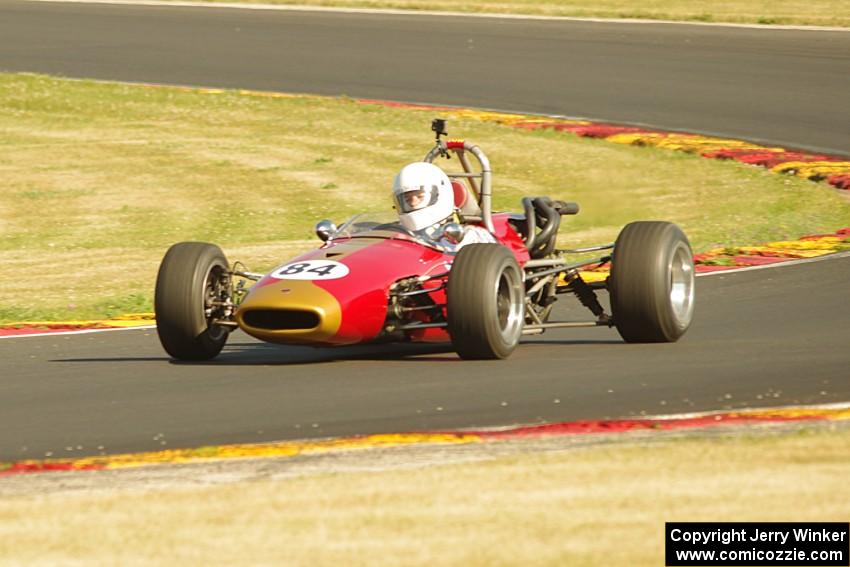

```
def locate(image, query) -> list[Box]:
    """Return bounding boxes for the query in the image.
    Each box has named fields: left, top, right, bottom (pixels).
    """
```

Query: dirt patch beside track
left=2, top=414, right=847, bottom=496
left=0, top=421, right=848, bottom=566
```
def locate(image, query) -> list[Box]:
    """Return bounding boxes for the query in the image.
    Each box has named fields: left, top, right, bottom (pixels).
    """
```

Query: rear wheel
left=155, top=242, right=231, bottom=360
left=609, top=221, right=695, bottom=343
left=447, top=244, right=524, bottom=359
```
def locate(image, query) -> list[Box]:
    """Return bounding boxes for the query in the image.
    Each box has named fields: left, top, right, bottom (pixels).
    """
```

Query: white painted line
left=0, top=325, right=156, bottom=339
left=27, top=0, right=850, bottom=32
left=453, top=402, right=850, bottom=434
left=695, top=249, right=850, bottom=277
left=642, top=401, right=850, bottom=421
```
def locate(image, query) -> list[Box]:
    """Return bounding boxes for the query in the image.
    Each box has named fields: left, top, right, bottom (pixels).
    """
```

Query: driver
left=391, top=162, right=495, bottom=249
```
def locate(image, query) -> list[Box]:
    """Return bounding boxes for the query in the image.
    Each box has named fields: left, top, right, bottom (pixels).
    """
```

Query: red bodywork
left=235, top=214, right=528, bottom=346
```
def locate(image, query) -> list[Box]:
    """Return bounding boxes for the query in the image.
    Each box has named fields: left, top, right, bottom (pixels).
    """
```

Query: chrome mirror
left=315, top=219, right=337, bottom=242
left=439, top=222, right=465, bottom=245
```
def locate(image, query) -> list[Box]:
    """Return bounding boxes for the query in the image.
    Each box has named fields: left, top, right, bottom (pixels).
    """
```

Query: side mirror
left=439, top=222, right=465, bottom=245
left=315, top=219, right=337, bottom=242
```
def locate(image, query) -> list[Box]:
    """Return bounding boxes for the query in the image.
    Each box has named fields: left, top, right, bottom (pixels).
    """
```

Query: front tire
left=155, top=242, right=230, bottom=360
left=609, top=221, right=695, bottom=343
left=447, top=244, right=524, bottom=359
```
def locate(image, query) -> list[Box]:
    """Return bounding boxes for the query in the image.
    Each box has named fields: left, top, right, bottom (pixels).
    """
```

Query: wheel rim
left=495, top=265, right=524, bottom=344
left=203, top=264, right=228, bottom=341
left=668, top=243, right=695, bottom=327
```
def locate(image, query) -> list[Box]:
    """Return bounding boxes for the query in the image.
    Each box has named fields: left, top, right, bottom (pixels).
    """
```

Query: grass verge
left=0, top=426, right=847, bottom=565
left=2, top=72, right=850, bottom=322
left=160, top=0, right=850, bottom=27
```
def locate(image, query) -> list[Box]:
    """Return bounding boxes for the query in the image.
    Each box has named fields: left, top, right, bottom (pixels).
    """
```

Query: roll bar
left=424, top=139, right=495, bottom=234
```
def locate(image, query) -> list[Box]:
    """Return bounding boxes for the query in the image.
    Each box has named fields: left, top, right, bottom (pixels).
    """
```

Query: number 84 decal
left=270, top=260, right=350, bottom=280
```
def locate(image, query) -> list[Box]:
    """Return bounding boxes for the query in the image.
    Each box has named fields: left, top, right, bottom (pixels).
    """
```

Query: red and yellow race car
left=154, top=120, right=695, bottom=361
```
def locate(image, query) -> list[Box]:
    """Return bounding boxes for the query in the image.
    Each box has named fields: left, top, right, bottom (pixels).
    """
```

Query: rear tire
left=609, top=221, right=695, bottom=343
left=155, top=242, right=230, bottom=360
left=447, top=244, right=524, bottom=359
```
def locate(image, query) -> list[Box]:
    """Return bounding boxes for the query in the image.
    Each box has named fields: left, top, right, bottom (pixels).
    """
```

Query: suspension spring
left=565, top=269, right=606, bottom=318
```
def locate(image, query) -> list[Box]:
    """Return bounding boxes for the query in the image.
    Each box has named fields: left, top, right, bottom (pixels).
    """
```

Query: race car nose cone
left=235, top=280, right=342, bottom=345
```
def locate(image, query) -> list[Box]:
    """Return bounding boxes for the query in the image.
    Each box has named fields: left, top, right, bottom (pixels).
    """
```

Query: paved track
left=0, top=1, right=849, bottom=155
left=0, top=2, right=848, bottom=460
left=2, top=258, right=849, bottom=461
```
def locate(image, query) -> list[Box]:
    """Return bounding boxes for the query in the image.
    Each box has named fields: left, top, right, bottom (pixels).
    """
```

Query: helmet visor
left=396, top=185, right=439, bottom=213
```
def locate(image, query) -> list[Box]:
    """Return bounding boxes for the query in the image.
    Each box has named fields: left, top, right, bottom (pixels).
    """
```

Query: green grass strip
left=2, top=72, right=849, bottom=322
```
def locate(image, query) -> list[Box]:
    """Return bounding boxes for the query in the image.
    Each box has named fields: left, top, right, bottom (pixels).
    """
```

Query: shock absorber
left=564, top=269, right=610, bottom=323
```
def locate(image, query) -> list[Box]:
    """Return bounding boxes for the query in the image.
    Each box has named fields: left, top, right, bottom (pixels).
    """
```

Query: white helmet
left=392, top=162, right=454, bottom=232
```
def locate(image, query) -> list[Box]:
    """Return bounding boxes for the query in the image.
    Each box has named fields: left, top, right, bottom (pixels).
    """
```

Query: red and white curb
left=3, top=402, right=848, bottom=476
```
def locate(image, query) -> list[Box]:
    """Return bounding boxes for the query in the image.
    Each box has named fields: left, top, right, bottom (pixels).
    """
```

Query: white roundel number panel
left=270, top=260, right=350, bottom=280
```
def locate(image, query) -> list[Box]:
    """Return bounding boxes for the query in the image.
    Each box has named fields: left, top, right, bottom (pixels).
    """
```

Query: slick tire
left=447, top=244, right=524, bottom=360
left=609, top=221, right=695, bottom=343
left=155, top=242, right=230, bottom=360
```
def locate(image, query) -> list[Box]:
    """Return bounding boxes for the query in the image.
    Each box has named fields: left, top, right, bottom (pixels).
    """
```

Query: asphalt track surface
left=0, top=1, right=849, bottom=155
left=2, top=257, right=850, bottom=461
left=0, top=2, right=849, bottom=460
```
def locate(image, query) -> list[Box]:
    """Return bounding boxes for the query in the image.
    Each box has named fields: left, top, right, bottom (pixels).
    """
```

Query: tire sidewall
left=664, top=238, right=695, bottom=333
left=155, top=242, right=229, bottom=360
left=481, top=254, right=524, bottom=357
left=447, top=244, right=524, bottom=359
left=648, top=231, right=692, bottom=339
left=610, top=222, right=694, bottom=342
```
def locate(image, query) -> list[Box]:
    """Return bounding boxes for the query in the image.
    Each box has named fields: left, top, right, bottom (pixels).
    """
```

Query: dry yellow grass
left=168, top=0, right=850, bottom=27
left=0, top=427, right=847, bottom=565
left=2, top=73, right=850, bottom=321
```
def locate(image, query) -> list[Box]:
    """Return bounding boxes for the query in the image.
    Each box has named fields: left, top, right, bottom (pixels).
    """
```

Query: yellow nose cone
left=235, top=280, right=342, bottom=345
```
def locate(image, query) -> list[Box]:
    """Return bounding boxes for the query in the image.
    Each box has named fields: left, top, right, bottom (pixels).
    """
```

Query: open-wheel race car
left=155, top=119, right=695, bottom=361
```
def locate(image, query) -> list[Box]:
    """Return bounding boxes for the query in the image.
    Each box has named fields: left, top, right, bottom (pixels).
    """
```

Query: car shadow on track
left=520, top=339, right=622, bottom=346
left=50, top=357, right=171, bottom=363
left=50, top=338, right=621, bottom=366
left=51, top=342, right=460, bottom=366
left=183, top=341, right=461, bottom=365
left=196, top=337, right=624, bottom=365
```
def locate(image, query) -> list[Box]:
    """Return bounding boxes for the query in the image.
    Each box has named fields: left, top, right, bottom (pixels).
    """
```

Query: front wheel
left=447, top=244, right=524, bottom=359
left=154, top=242, right=231, bottom=360
left=609, top=221, right=695, bottom=343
